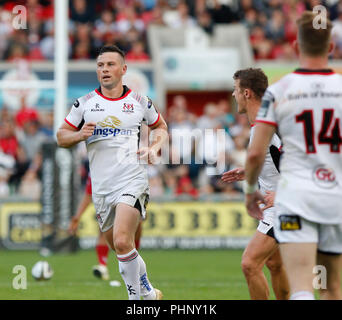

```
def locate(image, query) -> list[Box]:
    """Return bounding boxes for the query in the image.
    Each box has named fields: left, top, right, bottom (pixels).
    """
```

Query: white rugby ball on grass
left=31, top=261, right=53, bottom=281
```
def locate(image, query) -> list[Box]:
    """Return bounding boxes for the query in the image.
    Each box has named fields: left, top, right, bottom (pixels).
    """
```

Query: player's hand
left=221, top=167, right=245, bottom=183
left=261, top=190, right=276, bottom=211
left=245, top=191, right=265, bottom=220
left=68, top=216, right=80, bottom=235
left=137, top=146, right=159, bottom=164
left=79, top=122, right=96, bottom=141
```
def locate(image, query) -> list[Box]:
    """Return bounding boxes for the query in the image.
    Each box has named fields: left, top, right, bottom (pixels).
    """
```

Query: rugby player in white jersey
left=57, top=45, right=168, bottom=300
left=222, top=68, right=289, bottom=300
left=244, top=12, right=342, bottom=300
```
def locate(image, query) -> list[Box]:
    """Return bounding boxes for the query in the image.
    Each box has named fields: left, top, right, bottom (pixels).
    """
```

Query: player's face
left=232, top=80, right=247, bottom=114
left=96, top=52, right=127, bottom=89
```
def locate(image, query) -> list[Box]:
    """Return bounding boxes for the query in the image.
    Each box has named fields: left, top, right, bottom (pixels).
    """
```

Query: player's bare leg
left=112, top=203, right=140, bottom=255
left=242, top=230, right=289, bottom=299
left=242, top=231, right=278, bottom=299
left=317, top=252, right=342, bottom=300
left=279, top=243, right=317, bottom=300
left=265, top=248, right=290, bottom=300
left=102, top=205, right=139, bottom=299
left=103, top=227, right=115, bottom=250
left=135, top=221, right=142, bottom=250
left=104, top=203, right=161, bottom=300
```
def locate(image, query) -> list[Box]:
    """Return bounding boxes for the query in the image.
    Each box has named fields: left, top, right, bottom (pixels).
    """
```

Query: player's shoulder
left=130, top=90, right=153, bottom=108
left=329, top=71, right=342, bottom=82
left=266, top=73, right=294, bottom=96
left=268, top=69, right=342, bottom=95
left=73, top=90, right=97, bottom=108
left=288, top=68, right=342, bottom=83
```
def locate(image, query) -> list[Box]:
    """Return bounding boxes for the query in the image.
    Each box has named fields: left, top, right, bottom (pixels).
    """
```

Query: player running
left=244, top=11, right=342, bottom=300
left=68, top=174, right=143, bottom=281
left=222, top=68, right=289, bottom=300
left=57, top=45, right=168, bottom=300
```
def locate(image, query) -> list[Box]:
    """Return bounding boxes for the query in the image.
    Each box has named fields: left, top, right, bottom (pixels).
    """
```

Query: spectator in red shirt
left=0, top=120, right=19, bottom=159
left=15, top=95, right=39, bottom=129
left=126, top=40, right=150, bottom=62
left=175, top=165, right=198, bottom=198
left=176, top=175, right=199, bottom=198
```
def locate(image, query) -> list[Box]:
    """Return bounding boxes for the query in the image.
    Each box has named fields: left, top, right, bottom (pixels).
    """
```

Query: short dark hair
left=233, top=68, right=268, bottom=99
left=97, top=45, right=125, bottom=60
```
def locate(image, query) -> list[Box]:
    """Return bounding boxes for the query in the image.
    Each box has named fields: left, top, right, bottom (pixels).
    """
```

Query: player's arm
left=68, top=191, right=92, bottom=235
left=138, top=115, right=168, bottom=164
left=57, top=121, right=96, bottom=148
left=244, top=122, right=276, bottom=219
left=138, top=98, right=169, bottom=164
left=149, top=113, right=168, bottom=152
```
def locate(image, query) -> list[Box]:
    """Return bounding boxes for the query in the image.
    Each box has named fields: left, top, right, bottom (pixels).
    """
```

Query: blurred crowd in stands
left=0, top=96, right=53, bottom=200
left=1, top=0, right=342, bottom=201
left=146, top=94, right=249, bottom=200
left=2, top=0, right=342, bottom=61
left=0, top=91, right=249, bottom=201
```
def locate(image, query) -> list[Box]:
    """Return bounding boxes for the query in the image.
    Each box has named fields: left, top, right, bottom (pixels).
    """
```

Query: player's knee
left=265, top=257, right=282, bottom=274
left=241, top=256, right=259, bottom=277
left=113, top=236, right=133, bottom=253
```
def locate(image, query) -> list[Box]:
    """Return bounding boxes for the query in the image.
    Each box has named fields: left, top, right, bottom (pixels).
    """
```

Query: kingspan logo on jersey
left=92, top=116, right=133, bottom=137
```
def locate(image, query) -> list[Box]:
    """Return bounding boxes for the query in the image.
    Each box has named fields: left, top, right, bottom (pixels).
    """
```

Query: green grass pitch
left=0, top=249, right=281, bottom=300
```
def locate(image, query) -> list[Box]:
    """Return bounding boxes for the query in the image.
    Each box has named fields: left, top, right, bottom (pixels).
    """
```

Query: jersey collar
left=95, top=85, right=131, bottom=101
left=293, top=68, right=335, bottom=75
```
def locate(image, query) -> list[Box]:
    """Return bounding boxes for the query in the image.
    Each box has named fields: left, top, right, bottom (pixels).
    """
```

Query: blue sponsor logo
left=92, top=127, right=133, bottom=137
left=140, top=273, right=152, bottom=292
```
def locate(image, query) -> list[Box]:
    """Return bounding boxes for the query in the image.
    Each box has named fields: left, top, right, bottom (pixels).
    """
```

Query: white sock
left=117, top=249, right=140, bottom=300
left=137, top=255, right=156, bottom=300
left=290, top=291, right=315, bottom=300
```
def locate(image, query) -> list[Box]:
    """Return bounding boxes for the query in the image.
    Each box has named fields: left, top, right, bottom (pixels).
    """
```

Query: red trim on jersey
left=95, top=88, right=132, bottom=101
left=293, top=69, right=335, bottom=76
left=148, top=113, right=160, bottom=127
left=254, top=120, right=278, bottom=127
left=250, top=124, right=255, bottom=127
left=64, top=118, right=79, bottom=130
left=294, top=71, right=335, bottom=75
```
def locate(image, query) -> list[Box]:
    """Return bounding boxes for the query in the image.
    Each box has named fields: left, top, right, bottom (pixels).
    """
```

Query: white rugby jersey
left=65, top=86, right=160, bottom=195
left=256, top=69, right=342, bottom=224
left=249, top=125, right=281, bottom=195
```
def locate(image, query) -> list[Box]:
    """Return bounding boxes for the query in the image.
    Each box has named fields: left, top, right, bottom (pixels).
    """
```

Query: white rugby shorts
left=274, top=204, right=342, bottom=254
left=257, top=205, right=275, bottom=237
left=92, top=182, right=149, bottom=232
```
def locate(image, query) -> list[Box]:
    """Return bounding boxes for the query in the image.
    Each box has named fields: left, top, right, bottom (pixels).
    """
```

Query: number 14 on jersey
left=296, top=109, right=342, bottom=153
